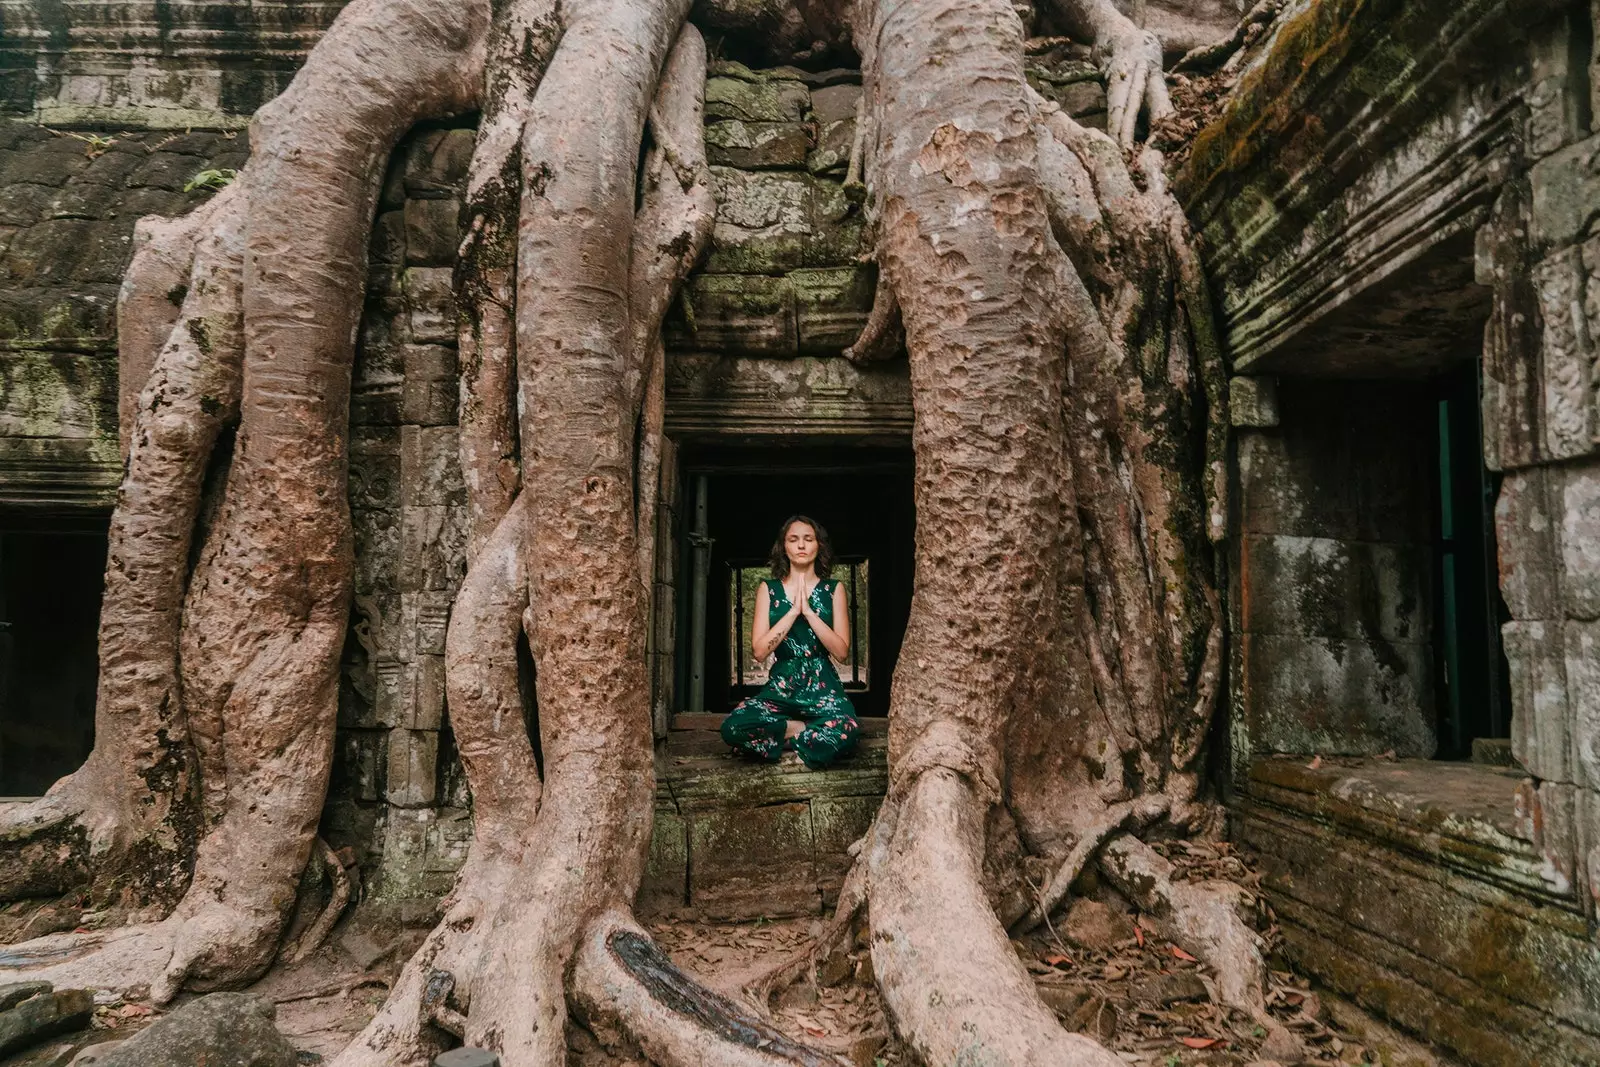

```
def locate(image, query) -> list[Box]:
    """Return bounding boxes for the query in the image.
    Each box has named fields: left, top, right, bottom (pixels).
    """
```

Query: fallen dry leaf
left=1179, top=1036, right=1223, bottom=1049
left=1170, top=946, right=1199, bottom=963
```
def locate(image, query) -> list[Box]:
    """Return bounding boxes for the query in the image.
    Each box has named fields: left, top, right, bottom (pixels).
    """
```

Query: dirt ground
left=0, top=838, right=1458, bottom=1067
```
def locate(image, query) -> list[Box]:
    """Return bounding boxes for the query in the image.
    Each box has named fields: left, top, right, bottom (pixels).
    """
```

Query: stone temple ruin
left=0, top=0, right=1598, bottom=1063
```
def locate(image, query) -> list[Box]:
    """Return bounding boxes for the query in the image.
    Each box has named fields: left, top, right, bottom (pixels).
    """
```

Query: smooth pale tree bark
left=0, top=0, right=1259, bottom=1063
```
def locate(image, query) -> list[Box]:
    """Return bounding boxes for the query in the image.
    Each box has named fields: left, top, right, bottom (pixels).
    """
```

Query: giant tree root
left=0, top=0, right=488, bottom=1001
left=872, top=771, right=1127, bottom=1067
left=1010, top=796, right=1170, bottom=934
left=340, top=18, right=735, bottom=1067
left=1097, top=836, right=1270, bottom=1020
left=0, top=181, right=246, bottom=909
left=573, top=911, right=839, bottom=1067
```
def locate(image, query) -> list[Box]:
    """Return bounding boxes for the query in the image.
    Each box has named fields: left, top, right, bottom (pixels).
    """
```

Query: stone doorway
left=0, top=517, right=106, bottom=797
left=676, top=445, right=914, bottom=719
left=1234, top=367, right=1511, bottom=767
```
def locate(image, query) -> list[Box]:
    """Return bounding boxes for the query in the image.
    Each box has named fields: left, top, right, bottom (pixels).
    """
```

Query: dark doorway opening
left=678, top=446, right=914, bottom=717
left=1433, top=362, right=1511, bottom=758
left=0, top=517, right=106, bottom=796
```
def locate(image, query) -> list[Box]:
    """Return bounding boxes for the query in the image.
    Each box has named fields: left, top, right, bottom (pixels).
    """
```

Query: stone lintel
left=664, top=353, right=911, bottom=445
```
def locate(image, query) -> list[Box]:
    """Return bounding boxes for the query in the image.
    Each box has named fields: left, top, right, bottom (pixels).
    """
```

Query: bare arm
left=752, top=581, right=803, bottom=660
left=803, top=582, right=851, bottom=662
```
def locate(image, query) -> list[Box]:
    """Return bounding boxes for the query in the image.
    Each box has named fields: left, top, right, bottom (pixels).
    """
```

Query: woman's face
left=784, top=522, right=818, bottom=567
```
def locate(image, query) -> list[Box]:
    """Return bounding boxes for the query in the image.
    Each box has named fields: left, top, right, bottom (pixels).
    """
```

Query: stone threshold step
left=669, top=711, right=888, bottom=735
left=1244, top=756, right=1570, bottom=908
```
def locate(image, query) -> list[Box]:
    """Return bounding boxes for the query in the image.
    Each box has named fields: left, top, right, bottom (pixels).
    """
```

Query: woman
left=720, top=515, right=861, bottom=769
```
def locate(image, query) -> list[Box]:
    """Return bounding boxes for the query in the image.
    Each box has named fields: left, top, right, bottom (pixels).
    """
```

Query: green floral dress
left=720, top=578, right=860, bottom=768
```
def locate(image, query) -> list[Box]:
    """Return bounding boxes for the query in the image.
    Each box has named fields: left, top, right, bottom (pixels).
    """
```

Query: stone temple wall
left=1183, top=0, right=1600, bottom=1062
left=0, top=125, right=247, bottom=509
left=1484, top=6, right=1600, bottom=927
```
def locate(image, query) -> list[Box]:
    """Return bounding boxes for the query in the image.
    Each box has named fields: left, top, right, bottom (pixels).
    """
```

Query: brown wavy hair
left=768, top=514, right=833, bottom=579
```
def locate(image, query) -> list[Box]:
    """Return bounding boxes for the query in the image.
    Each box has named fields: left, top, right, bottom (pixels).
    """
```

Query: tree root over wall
left=0, top=0, right=1279, bottom=1063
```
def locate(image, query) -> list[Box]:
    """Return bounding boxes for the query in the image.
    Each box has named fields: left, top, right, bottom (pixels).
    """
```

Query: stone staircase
left=642, top=713, right=887, bottom=919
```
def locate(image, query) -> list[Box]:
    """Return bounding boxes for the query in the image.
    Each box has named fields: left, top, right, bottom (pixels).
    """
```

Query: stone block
left=126, top=150, right=203, bottom=191
left=1529, top=133, right=1600, bottom=251
left=704, top=76, right=809, bottom=124
left=79, top=146, right=146, bottom=187
left=401, top=424, right=465, bottom=507
left=47, top=181, right=122, bottom=219
left=403, top=341, right=458, bottom=383
left=375, top=807, right=433, bottom=899
left=1503, top=620, right=1572, bottom=784
left=402, top=376, right=458, bottom=426
left=1564, top=621, right=1600, bottom=791
left=402, top=267, right=457, bottom=345
left=67, top=993, right=295, bottom=1067
left=1242, top=632, right=1435, bottom=757
left=1528, top=24, right=1588, bottom=158
left=4, top=218, right=115, bottom=284
left=367, top=265, right=405, bottom=303
left=373, top=657, right=407, bottom=728
left=792, top=266, right=873, bottom=353
left=1558, top=460, right=1600, bottom=619
left=652, top=578, right=676, bottom=661
left=705, top=167, right=811, bottom=274
left=806, top=179, right=868, bottom=267
left=356, top=301, right=409, bottom=380
left=337, top=729, right=385, bottom=802
left=808, top=83, right=860, bottom=125
left=404, top=591, right=453, bottom=655
left=1241, top=809, right=1600, bottom=1067
left=706, top=120, right=811, bottom=169
left=807, top=117, right=854, bottom=174
left=0, top=182, right=52, bottom=227
left=400, top=504, right=466, bottom=592
left=1229, top=375, right=1279, bottom=427
left=349, top=434, right=402, bottom=510
left=640, top=808, right=688, bottom=913
left=1495, top=468, right=1560, bottom=619
left=812, top=795, right=881, bottom=900
left=1472, top=737, right=1517, bottom=767
left=400, top=128, right=473, bottom=198
left=0, top=140, right=89, bottom=188
left=1243, top=535, right=1431, bottom=643
left=410, top=654, right=446, bottom=731
left=1537, top=781, right=1580, bottom=896
left=352, top=507, right=400, bottom=595
left=424, top=807, right=472, bottom=872
left=369, top=210, right=406, bottom=265
left=404, top=196, right=461, bottom=267
left=1479, top=185, right=1546, bottom=470
left=1583, top=233, right=1600, bottom=347
left=687, top=800, right=819, bottom=918
left=435, top=1049, right=500, bottom=1067
left=119, top=186, right=192, bottom=220
left=386, top=727, right=439, bottom=808
left=352, top=381, right=403, bottom=426
left=666, top=273, right=797, bottom=355
left=1535, top=247, right=1595, bottom=460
